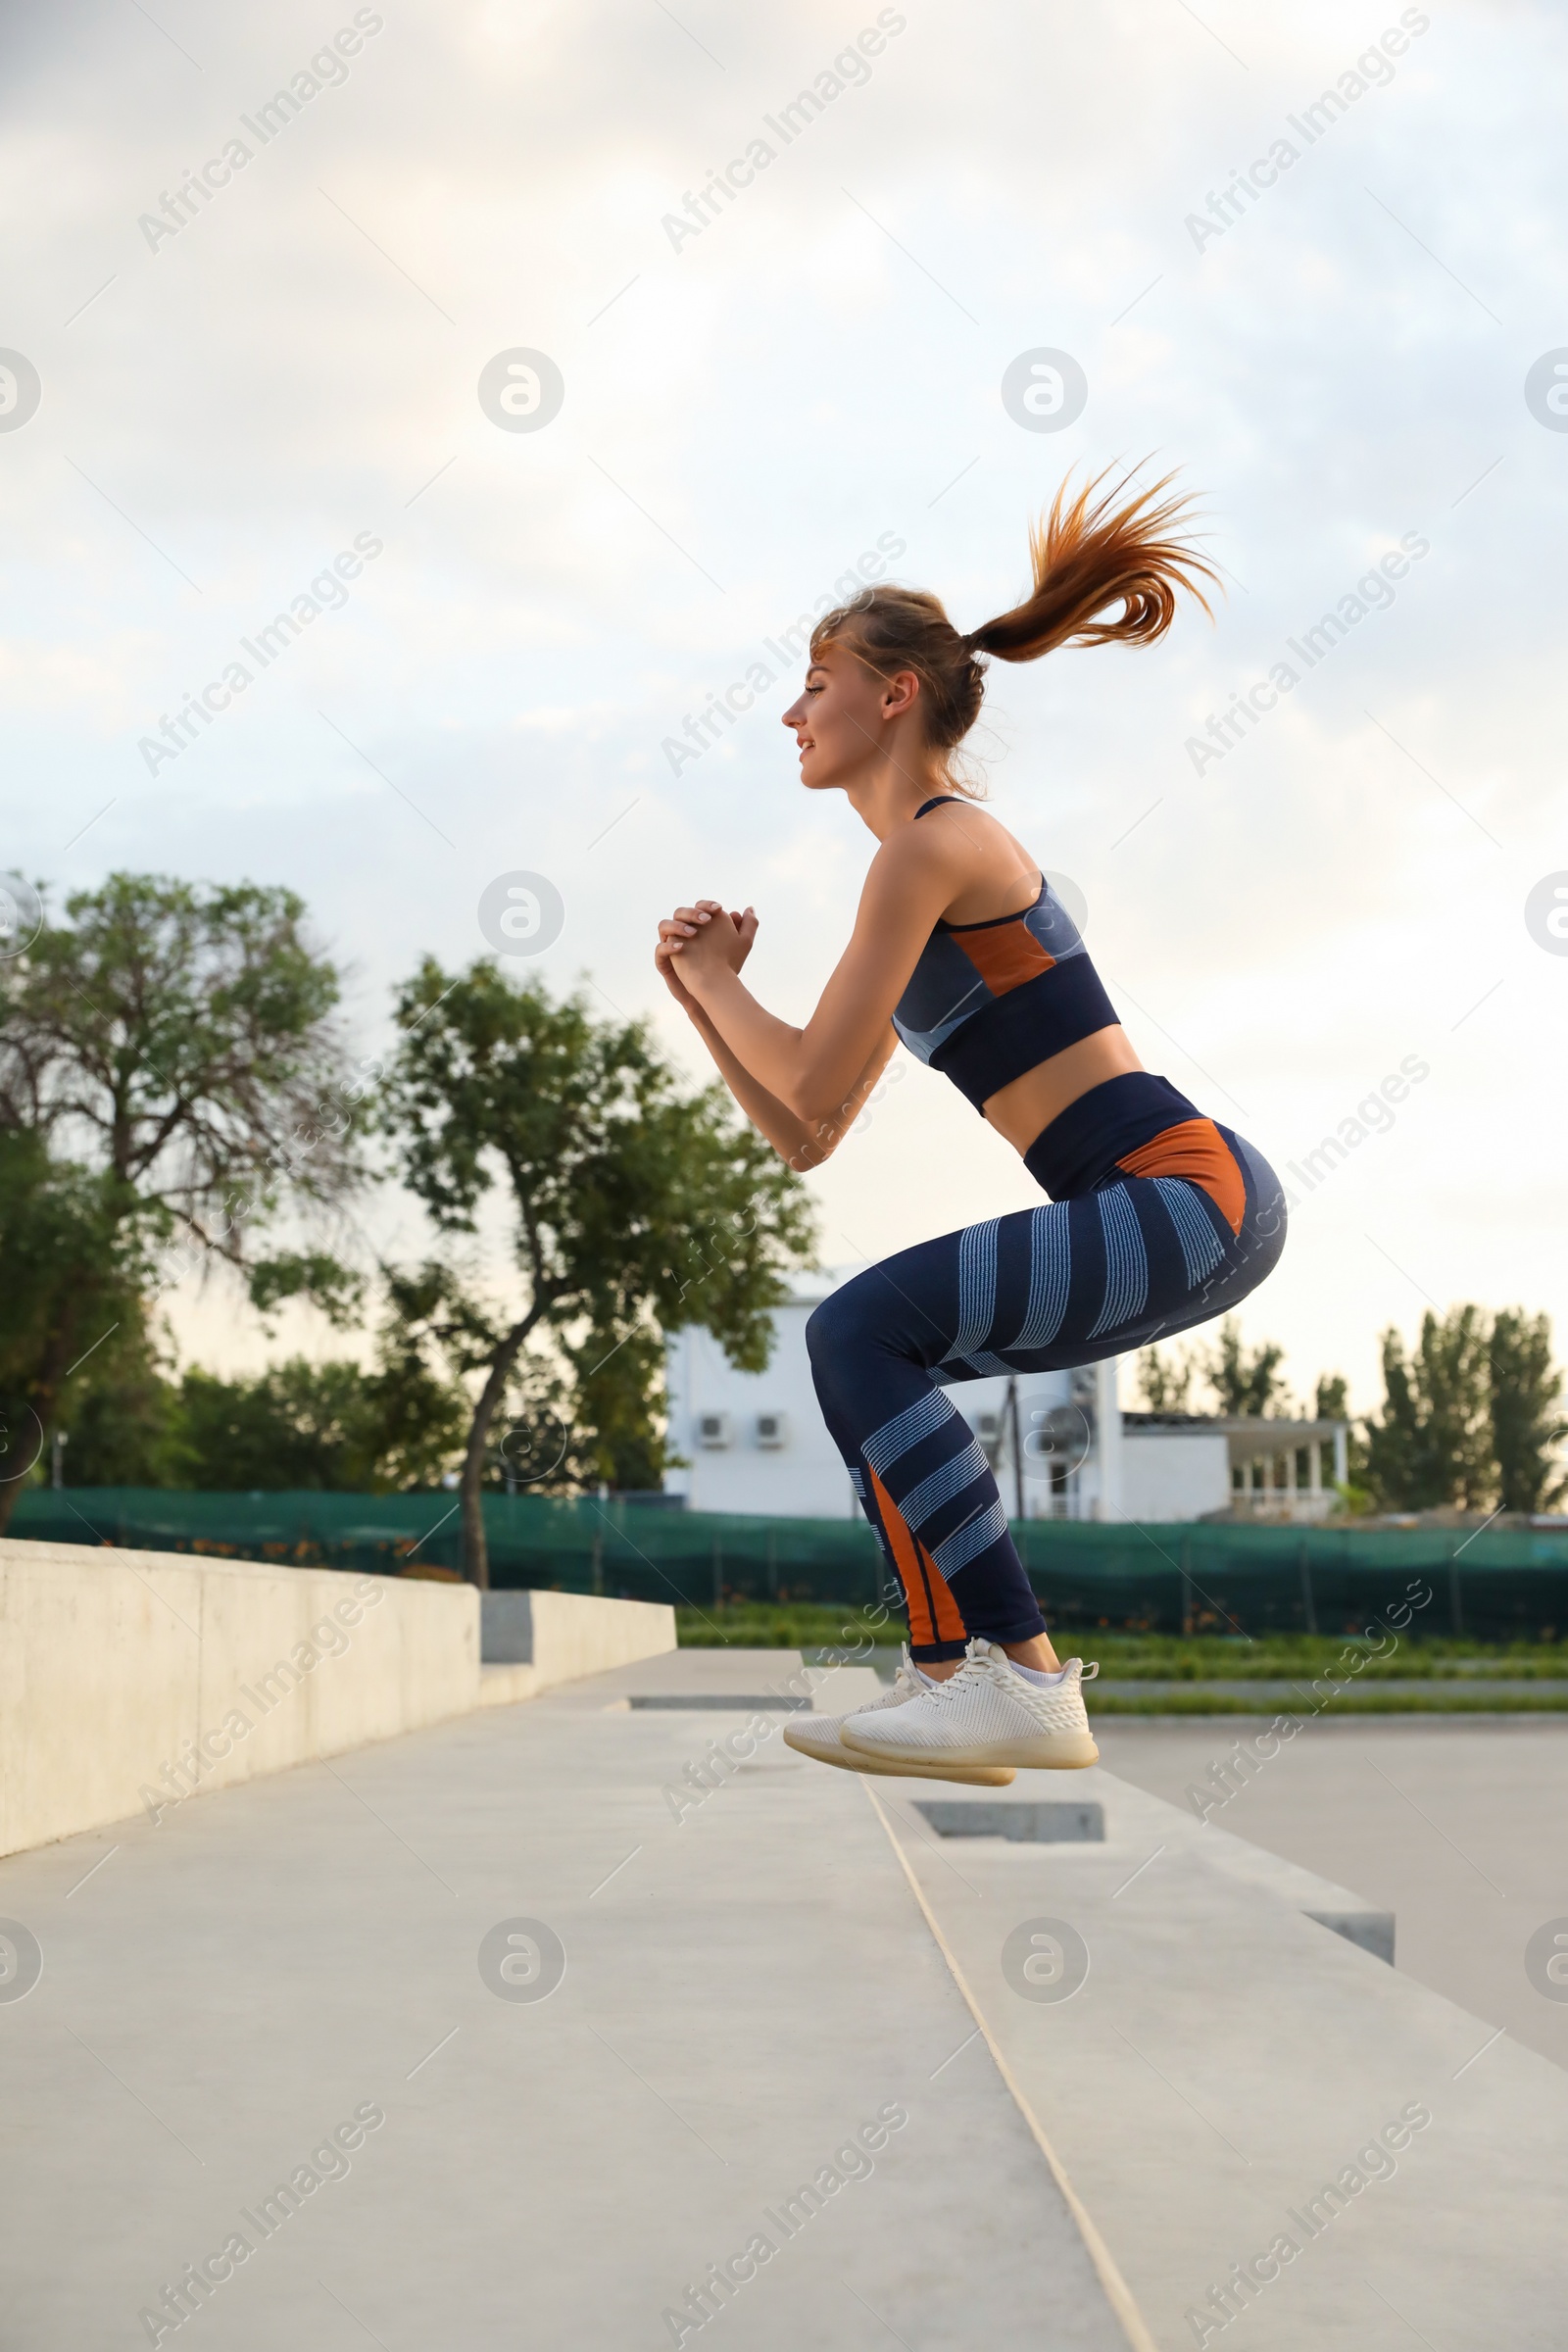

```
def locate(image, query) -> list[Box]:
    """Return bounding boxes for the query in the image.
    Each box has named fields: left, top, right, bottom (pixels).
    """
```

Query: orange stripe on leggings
left=869, top=1468, right=966, bottom=1647
left=916, top=1536, right=967, bottom=1644
left=1117, top=1116, right=1246, bottom=1237
left=869, top=1468, right=932, bottom=1645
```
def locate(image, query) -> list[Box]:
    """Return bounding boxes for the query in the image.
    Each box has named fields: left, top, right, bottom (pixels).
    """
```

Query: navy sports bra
left=891, top=796, right=1120, bottom=1110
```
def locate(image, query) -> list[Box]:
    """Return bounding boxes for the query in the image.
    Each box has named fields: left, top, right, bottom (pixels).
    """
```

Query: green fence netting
left=11, top=1488, right=1568, bottom=1638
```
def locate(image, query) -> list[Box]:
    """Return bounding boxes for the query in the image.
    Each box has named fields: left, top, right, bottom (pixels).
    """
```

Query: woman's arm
left=684, top=996, right=896, bottom=1170
left=664, top=827, right=956, bottom=1122
left=655, top=914, right=895, bottom=1169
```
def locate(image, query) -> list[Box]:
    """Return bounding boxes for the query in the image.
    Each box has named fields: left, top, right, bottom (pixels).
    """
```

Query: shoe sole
left=782, top=1723, right=1016, bottom=1786
left=839, top=1725, right=1100, bottom=1771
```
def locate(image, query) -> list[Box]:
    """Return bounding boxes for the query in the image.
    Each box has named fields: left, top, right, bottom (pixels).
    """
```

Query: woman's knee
left=806, top=1279, right=884, bottom=1393
left=808, top=1268, right=935, bottom=1422
left=806, top=1288, right=857, bottom=1376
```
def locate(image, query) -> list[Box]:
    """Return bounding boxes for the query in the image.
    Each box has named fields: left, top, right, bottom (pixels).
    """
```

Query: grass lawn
left=673, top=1603, right=1568, bottom=1702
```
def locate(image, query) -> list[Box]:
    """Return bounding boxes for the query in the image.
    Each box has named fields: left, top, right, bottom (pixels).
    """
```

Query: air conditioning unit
left=697, top=1411, right=732, bottom=1448
left=755, top=1411, right=788, bottom=1448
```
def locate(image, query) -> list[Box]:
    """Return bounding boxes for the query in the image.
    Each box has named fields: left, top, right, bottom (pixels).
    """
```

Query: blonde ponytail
left=808, top=465, right=1216, bottom=772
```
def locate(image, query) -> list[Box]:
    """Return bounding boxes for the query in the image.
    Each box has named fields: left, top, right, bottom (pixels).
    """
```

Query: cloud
left=5, top=0, right=1567, bottom=1400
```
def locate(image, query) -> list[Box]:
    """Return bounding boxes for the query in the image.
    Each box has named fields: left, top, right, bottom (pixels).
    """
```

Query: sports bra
left=890, top=796, right=1120, bottom=1110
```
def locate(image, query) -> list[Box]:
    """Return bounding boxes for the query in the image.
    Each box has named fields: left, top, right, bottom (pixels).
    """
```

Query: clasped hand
left=654, top=900, right=757, bottom=1003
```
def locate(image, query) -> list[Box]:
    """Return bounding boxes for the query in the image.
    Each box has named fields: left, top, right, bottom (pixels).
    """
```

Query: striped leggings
left=806, top=1126, right=1286, bottom=1660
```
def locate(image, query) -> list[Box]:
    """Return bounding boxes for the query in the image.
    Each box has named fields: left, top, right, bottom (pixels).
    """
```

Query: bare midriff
left=980, top=1025, right=1145, bottom=1155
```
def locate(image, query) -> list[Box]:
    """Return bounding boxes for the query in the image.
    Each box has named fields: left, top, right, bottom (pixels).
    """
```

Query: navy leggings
left=807, top=1126, right=1287, bottom=1660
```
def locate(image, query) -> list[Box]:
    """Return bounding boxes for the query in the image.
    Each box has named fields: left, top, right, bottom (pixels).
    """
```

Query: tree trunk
left=460, top=1300, right=553, bottom=1589
left=1, top=1322, right=74, bottom=1539
left=459, top=1448, right=490, bottom=1592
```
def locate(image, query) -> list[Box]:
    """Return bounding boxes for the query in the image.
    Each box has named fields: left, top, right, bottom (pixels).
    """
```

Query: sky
left=2, top=0, right=1565, bottom=1415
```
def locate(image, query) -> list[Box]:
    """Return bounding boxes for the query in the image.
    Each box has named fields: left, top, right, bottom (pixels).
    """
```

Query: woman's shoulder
left=914, top=792, right=1012, bottom=836
left=892, top=795, right=1029, bottom=874
left=859, top=801, right=1025, bottom=931
left=893, top=797, right=1043, bottom=925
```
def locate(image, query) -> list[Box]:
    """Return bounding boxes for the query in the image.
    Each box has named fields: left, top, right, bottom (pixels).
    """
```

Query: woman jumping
left=654, top=471, right=1286, bottom=1784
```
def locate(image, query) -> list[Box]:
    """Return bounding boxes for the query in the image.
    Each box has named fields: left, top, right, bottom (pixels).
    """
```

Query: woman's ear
left=880, top=667, right=921, bottom=719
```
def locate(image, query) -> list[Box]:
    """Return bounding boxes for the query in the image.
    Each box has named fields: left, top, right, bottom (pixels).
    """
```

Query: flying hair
left=809, top=465, right=1219, bottom=785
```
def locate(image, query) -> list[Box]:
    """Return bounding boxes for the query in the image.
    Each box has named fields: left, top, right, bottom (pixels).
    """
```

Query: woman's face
left=781, top=638, right=919, bottom=791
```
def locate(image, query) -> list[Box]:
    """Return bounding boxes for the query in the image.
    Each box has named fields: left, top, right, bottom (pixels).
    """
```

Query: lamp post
left=1005, top=1375, right=1024, bottom=1522
left=1094, top=1356, right=1124, bottom=1522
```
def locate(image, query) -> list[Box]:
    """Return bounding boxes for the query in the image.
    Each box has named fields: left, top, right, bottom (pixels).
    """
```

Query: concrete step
left=546, top=1644, right=814, bottom=1704
left=628, top=1691, right=813, bottom=1710
left=0, top=1648, right=1140, bottom=2348
left=883, top=1767, right=1568, bottom=2347
left=824, top=1651, right=1568, bottom=1707
left=1090, top=1679, right=1568, bottom=1705
left=914, top=1798, right=1106, bottom=1842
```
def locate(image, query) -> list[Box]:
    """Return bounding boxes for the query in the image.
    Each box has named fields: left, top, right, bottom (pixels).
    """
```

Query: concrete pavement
left=6, top=1647, right=1563, bottom=2348
left=895, top=1760, right=1568, bottom=2349
left=0, top=1646, right=1133, bottom=2350
left=1099, top=1715, right=1568, bottom=2071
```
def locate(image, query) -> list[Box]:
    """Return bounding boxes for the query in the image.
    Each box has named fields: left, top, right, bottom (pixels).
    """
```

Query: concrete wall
left=0, top=1539, right=479, bottom=1860
left=479, top=1589, right=675, bottom=1704
left=1122, top=1429, right=1230, bottom=1523
left=0, top=1540, right=681, bottom=1860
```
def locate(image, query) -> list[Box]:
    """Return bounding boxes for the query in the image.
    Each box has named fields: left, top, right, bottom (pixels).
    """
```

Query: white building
left=1126, top=1413, right=1352, bottom=1523
left=664, top=1276, right=1348, bottom=1524
left=663, top=1281, right=856, bottom=1519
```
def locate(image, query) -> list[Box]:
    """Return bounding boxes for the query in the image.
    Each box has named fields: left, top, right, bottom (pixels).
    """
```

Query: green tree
left=0, top=875, right=362, bottom=1529
left=1201, top=1317, right=1291, bottom=1416
left=0, top=1126, right=148, bottom=1494
left=451, top=1302, right=673, bottom=1495
left=177, top=1361, right=368, bottom=1490
left=380, top=961, right=817, bottom=1586
left=1489, top=1308, right=1567, bottom=1513
left=570, top=1322, right=669, bottom=1492
left=1365, top=1306, right=1494, bottom=1509
left=1311, top=1372, right=1370, bottom=1505
left=362, top=1289, right=476, bottom=1493
left=1365, top=1327, right=1422, bottom=1505
left=49, top=1315, right=191, bottom=1489
left=172, top=1349, right=466, bottom=1493
left=1136, top=1343, right=1195, bottom=1411
left=58, top=1276, right=468, bottom=1494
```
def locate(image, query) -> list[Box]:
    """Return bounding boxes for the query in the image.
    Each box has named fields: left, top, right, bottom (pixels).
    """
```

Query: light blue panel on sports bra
left=891, top=932, right=992, bottom=1063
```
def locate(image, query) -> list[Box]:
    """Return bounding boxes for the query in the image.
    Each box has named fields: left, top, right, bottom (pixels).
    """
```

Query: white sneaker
left=840, top=1639, right=1100, bottom=1771
left=783, top=1646, right=1017, bottom=1787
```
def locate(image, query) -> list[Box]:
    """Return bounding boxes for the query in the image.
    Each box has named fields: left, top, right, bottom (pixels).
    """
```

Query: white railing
left=1022, top=1489, right=1090, bottom=1522
left=1229, top=1488, right=1338, bottom=1523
